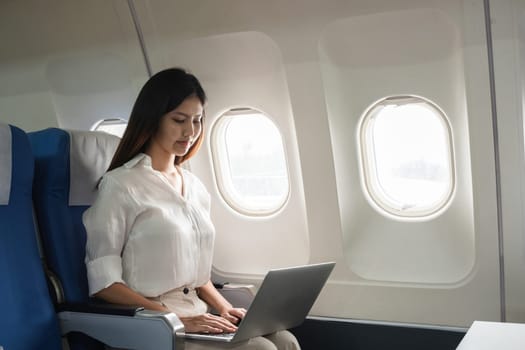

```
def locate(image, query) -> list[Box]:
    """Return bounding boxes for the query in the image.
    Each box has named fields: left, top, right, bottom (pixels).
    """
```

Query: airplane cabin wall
left=1, top=0, right=525, bottom=329
left=491, top=0, right=525, bottom=323
left=319, top=7, right=475, bottom=284
left=0, top=0, right=148, bottom=131
left=129, top=0, right=502, bottom=326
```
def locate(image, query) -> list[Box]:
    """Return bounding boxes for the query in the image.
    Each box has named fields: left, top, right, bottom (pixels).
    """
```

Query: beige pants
left=185, top=330, right=300, bottom=350
left=149, top=287, right=301, bottom=350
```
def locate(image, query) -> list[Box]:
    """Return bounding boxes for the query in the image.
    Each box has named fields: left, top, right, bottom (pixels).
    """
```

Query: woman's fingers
left=203, top=313, right=237, bottom=332
left=221, top=307, right=247, bottom=324
left=222, top=313, right=239, bottom=324
left=181, top=313, right=238, bottom=333
left=231, top=307, right=247, bottom=319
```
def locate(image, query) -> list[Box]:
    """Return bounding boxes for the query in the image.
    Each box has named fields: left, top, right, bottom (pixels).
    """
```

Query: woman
left=83, top=68, right=300, bottom=350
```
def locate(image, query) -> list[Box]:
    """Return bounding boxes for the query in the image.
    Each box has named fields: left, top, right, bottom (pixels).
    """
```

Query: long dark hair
left=107, top=68, right=207, bottom=172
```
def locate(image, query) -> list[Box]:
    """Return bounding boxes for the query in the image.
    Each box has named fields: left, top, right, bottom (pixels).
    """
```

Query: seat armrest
left=59, top=309, right=185, bottom=350
left=217, top=283, right=256, bottom=310
left=58, top=302, right=144, bottom=316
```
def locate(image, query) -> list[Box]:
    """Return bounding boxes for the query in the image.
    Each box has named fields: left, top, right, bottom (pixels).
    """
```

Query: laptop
left=180, top=261, right=335, bottom=343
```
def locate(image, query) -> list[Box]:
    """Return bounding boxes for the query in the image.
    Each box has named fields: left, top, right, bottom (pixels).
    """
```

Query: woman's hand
left=180, top=313, right=238, bottom=334
left=220, top=307, right=247, bottom=325
left=196, top=280, right=248, bottom=326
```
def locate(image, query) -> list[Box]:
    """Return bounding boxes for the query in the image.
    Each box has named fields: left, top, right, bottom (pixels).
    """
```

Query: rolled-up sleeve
left=85, top=255, right=123, bottom=296
left=83, top=175, right=136, bottom=296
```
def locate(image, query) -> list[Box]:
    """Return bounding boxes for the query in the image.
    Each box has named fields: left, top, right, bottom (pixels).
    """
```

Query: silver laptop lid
left=182, top=262, right=335, bottom=343
left=233, top=262, right=335, bottom=342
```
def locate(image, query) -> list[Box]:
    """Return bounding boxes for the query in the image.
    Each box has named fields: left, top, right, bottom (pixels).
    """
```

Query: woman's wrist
left=218, top=301, right=234, bottom=314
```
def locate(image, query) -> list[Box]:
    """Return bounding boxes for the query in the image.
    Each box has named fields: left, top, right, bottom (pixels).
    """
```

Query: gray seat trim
left=0, top=124, right=12, bottom=205
left=68, top=130, right=120, bottom=205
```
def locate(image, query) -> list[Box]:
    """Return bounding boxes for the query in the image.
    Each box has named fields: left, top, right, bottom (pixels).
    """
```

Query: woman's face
left=153, top=95, right=204, bottom=157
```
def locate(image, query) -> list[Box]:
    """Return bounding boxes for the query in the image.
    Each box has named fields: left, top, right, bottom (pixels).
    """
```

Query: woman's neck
left=145, top=144, right=177, bottom=174
left=145, top=146, right=184, bottom=196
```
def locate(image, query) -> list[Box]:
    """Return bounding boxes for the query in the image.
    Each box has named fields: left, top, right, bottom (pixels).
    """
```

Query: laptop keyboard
left=206, top=332, right=236, bottom=339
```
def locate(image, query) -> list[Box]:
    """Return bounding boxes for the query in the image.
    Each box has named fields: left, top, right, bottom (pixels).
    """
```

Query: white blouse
left=83, top=153, right=215, bottom=297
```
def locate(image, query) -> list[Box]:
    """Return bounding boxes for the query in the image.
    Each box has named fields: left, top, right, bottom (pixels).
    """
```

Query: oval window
left=358, top=96, right=455, bottom=219
left=211, top=108, right=290, bottom=216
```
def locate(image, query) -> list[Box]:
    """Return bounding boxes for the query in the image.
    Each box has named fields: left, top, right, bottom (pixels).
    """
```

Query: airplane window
left=211, top=108, right=290, bottom=216
left=358, top=96, right=455, bottom=219
left=91, top=118, right=127, bottom=137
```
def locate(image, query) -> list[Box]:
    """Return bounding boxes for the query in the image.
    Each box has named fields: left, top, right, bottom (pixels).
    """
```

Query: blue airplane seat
left=29, top=128, right=185, bottom=350
left=29, top=128, right=117, bottom=305
left=29, top=127, right=117, bottom=350
left=0, top=123, right=62, bottom=350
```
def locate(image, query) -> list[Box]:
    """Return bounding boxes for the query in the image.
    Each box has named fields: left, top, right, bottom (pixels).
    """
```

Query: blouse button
left=183, top=287, right=189, bottom=294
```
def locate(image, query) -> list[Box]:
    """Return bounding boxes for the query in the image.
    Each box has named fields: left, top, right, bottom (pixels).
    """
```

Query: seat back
left=0, top=123, right=61, bottom=350
left=29, top=128, right=120, bottom=350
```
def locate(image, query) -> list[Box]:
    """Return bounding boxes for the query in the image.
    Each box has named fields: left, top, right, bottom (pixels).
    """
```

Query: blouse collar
left=124, top=153, right=151, bottom=169
left=123, top=153, right=189, bottom=176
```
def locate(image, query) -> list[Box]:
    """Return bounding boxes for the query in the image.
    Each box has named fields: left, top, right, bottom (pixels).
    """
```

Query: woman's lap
left=184, top=330, right=300, bottom=350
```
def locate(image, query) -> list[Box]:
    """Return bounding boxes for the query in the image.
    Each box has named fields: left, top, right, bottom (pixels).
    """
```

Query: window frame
left=357, top=95, right=456, bottom=220
left=210, top=107, right=291, bottom=217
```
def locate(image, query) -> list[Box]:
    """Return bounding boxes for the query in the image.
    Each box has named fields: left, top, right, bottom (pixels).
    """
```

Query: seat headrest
left=0, top=123, right=12, bottom=205
left=68, top=130, right=120, bottom=206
